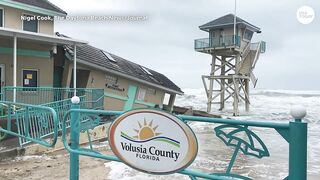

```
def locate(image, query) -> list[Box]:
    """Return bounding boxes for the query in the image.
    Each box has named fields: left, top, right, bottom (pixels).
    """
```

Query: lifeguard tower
left=194, top=14, right=266, bottom=116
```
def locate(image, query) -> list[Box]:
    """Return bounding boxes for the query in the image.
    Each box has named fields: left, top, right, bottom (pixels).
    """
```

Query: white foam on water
left=177, top=88, right=320, bottom=179
left=105, top=88, right=320, bottom=179
left=104, top=161, right=188, bottom=180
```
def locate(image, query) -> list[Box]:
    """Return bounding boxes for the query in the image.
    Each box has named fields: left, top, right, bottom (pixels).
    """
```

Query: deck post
left=220, top=56, right=226, bottom=110
left=207, top=54, right=216, bottom=112
left=245, top=79, right=250, bottom=111
left=13, top=36, right=17, bottom=103
left=289, top=107, right=307, bottom=180
left=168, top=94, right=176, bottom=112
left=233, top=54, right=240, bottom=116
left=233, top=78, right=239, bottom=116
left=73, top=44, right=77, bottom=96
left=70, top=96, right=80, bottom=180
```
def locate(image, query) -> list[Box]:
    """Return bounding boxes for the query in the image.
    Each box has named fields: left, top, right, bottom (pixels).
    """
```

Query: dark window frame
left=22, top=13, right=38, bottom=33
left=243, top=28, right=254, bottom=42
left=22, top=69, right=38, bottom=90
left=0, top=8, right=4, bottom=27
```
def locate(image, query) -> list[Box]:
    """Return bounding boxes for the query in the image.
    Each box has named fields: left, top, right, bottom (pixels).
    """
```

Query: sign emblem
left=108, top=109, right=198, bottom=174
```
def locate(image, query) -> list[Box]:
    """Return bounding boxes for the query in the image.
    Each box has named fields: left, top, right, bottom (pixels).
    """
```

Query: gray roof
left=11, top=0, right=67, bottom=15
left=199, top=14, right=260, bottom=32
left=56, top=33, right=183, bottom=94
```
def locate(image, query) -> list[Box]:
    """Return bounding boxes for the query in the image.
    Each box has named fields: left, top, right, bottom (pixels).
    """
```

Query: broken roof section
left=56, top=33, right=183, bottom=95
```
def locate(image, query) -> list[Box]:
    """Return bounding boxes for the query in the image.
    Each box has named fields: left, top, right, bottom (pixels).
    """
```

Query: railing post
left=70, top=96, right=80, bottom=180
left=7, top=104, right=12, bottom=131
left=24, top=107, right=30, bottom=137
left=289, top=106, right=307, bottom=180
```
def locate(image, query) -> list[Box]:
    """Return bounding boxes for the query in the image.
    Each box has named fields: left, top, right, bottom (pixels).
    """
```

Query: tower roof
left=199, top=14, right=261, bottom=32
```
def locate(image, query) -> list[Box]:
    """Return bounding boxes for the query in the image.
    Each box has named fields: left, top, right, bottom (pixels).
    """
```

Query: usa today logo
left=296, top=6, right=315, bottom=24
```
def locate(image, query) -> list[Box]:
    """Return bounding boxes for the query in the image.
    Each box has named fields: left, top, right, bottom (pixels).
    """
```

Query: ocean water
left=104, top=89, right=320, bottom=180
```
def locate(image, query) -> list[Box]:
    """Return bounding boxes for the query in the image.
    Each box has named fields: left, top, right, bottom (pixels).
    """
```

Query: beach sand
left=0, top=148, right=113, bottom=180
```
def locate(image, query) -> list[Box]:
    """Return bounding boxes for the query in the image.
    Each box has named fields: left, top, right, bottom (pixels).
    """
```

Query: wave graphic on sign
left=121, top=132, right=180, bottom=148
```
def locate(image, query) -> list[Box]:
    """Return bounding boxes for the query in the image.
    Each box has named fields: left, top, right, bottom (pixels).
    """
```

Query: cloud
left=50, top=0, right=320, bottom=90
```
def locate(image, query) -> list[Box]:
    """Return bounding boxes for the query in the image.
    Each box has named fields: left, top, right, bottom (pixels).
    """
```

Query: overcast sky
left=50, top=0, right=319, bottom=90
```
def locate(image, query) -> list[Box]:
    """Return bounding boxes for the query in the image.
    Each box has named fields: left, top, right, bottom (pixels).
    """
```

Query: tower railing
left=250, top=41, right=266, bottom=53
left=195, top=35, right=241, bottom=49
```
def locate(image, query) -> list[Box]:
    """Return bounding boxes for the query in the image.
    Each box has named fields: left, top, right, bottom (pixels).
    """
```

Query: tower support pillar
left=207, top=54, right=216, bottom=113
left=219, top=56, right=226, bottom=110
left=245, top=79, right=250, bottom=112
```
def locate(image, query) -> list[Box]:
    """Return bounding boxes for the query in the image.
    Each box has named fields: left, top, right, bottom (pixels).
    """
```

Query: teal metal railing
left=195, top=35, right=241, bottom=49
left=61, top=107, right=307, bottom=180
left=2, top=86, right=104, bottom=108
left=0, top=86, right=104, bottom=145
left=43, top=95, right=102, bottom=131
left=0, top=101, right=58, bottom=147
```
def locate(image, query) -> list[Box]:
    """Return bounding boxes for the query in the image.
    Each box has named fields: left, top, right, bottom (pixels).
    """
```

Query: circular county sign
left=108, top=109, right=198, bottom=174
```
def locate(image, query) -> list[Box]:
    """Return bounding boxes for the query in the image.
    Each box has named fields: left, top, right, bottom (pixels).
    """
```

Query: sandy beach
left=0, top=148, right=113, bottom=180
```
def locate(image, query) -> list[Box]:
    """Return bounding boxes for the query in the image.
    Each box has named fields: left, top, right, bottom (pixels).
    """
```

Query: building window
left=0, top=9, right=3, bottom=27
left=22, top=69, right=38, bottom=88
left=105, top=74, right=125, bottom=92
left=147, top=88, right=156, bottom=95
left=243, top=28, right=253, bottom=41
left=22, top=14, right=38, bottom=32
left=209, top=31, right=215, bottom=47
left=210, top=31, right=215, bottom=38
left=106, top=74, right=118, bottom=85
left=219, top=29, right=225, bottom=44
left=137, top=88, right=146, bottom=101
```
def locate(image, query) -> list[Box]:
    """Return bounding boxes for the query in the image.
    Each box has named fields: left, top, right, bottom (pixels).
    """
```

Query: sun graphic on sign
left=133, top=119, right=161, bottom=140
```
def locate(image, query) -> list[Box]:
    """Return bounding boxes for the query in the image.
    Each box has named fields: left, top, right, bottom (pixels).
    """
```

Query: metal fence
left=2, top=86, right=104, bottom=107
left=61, top=107, right=307, bottom=180
left=0, top=86, right=104, bottom=146
left=0, top=101, right=58, bottom=147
